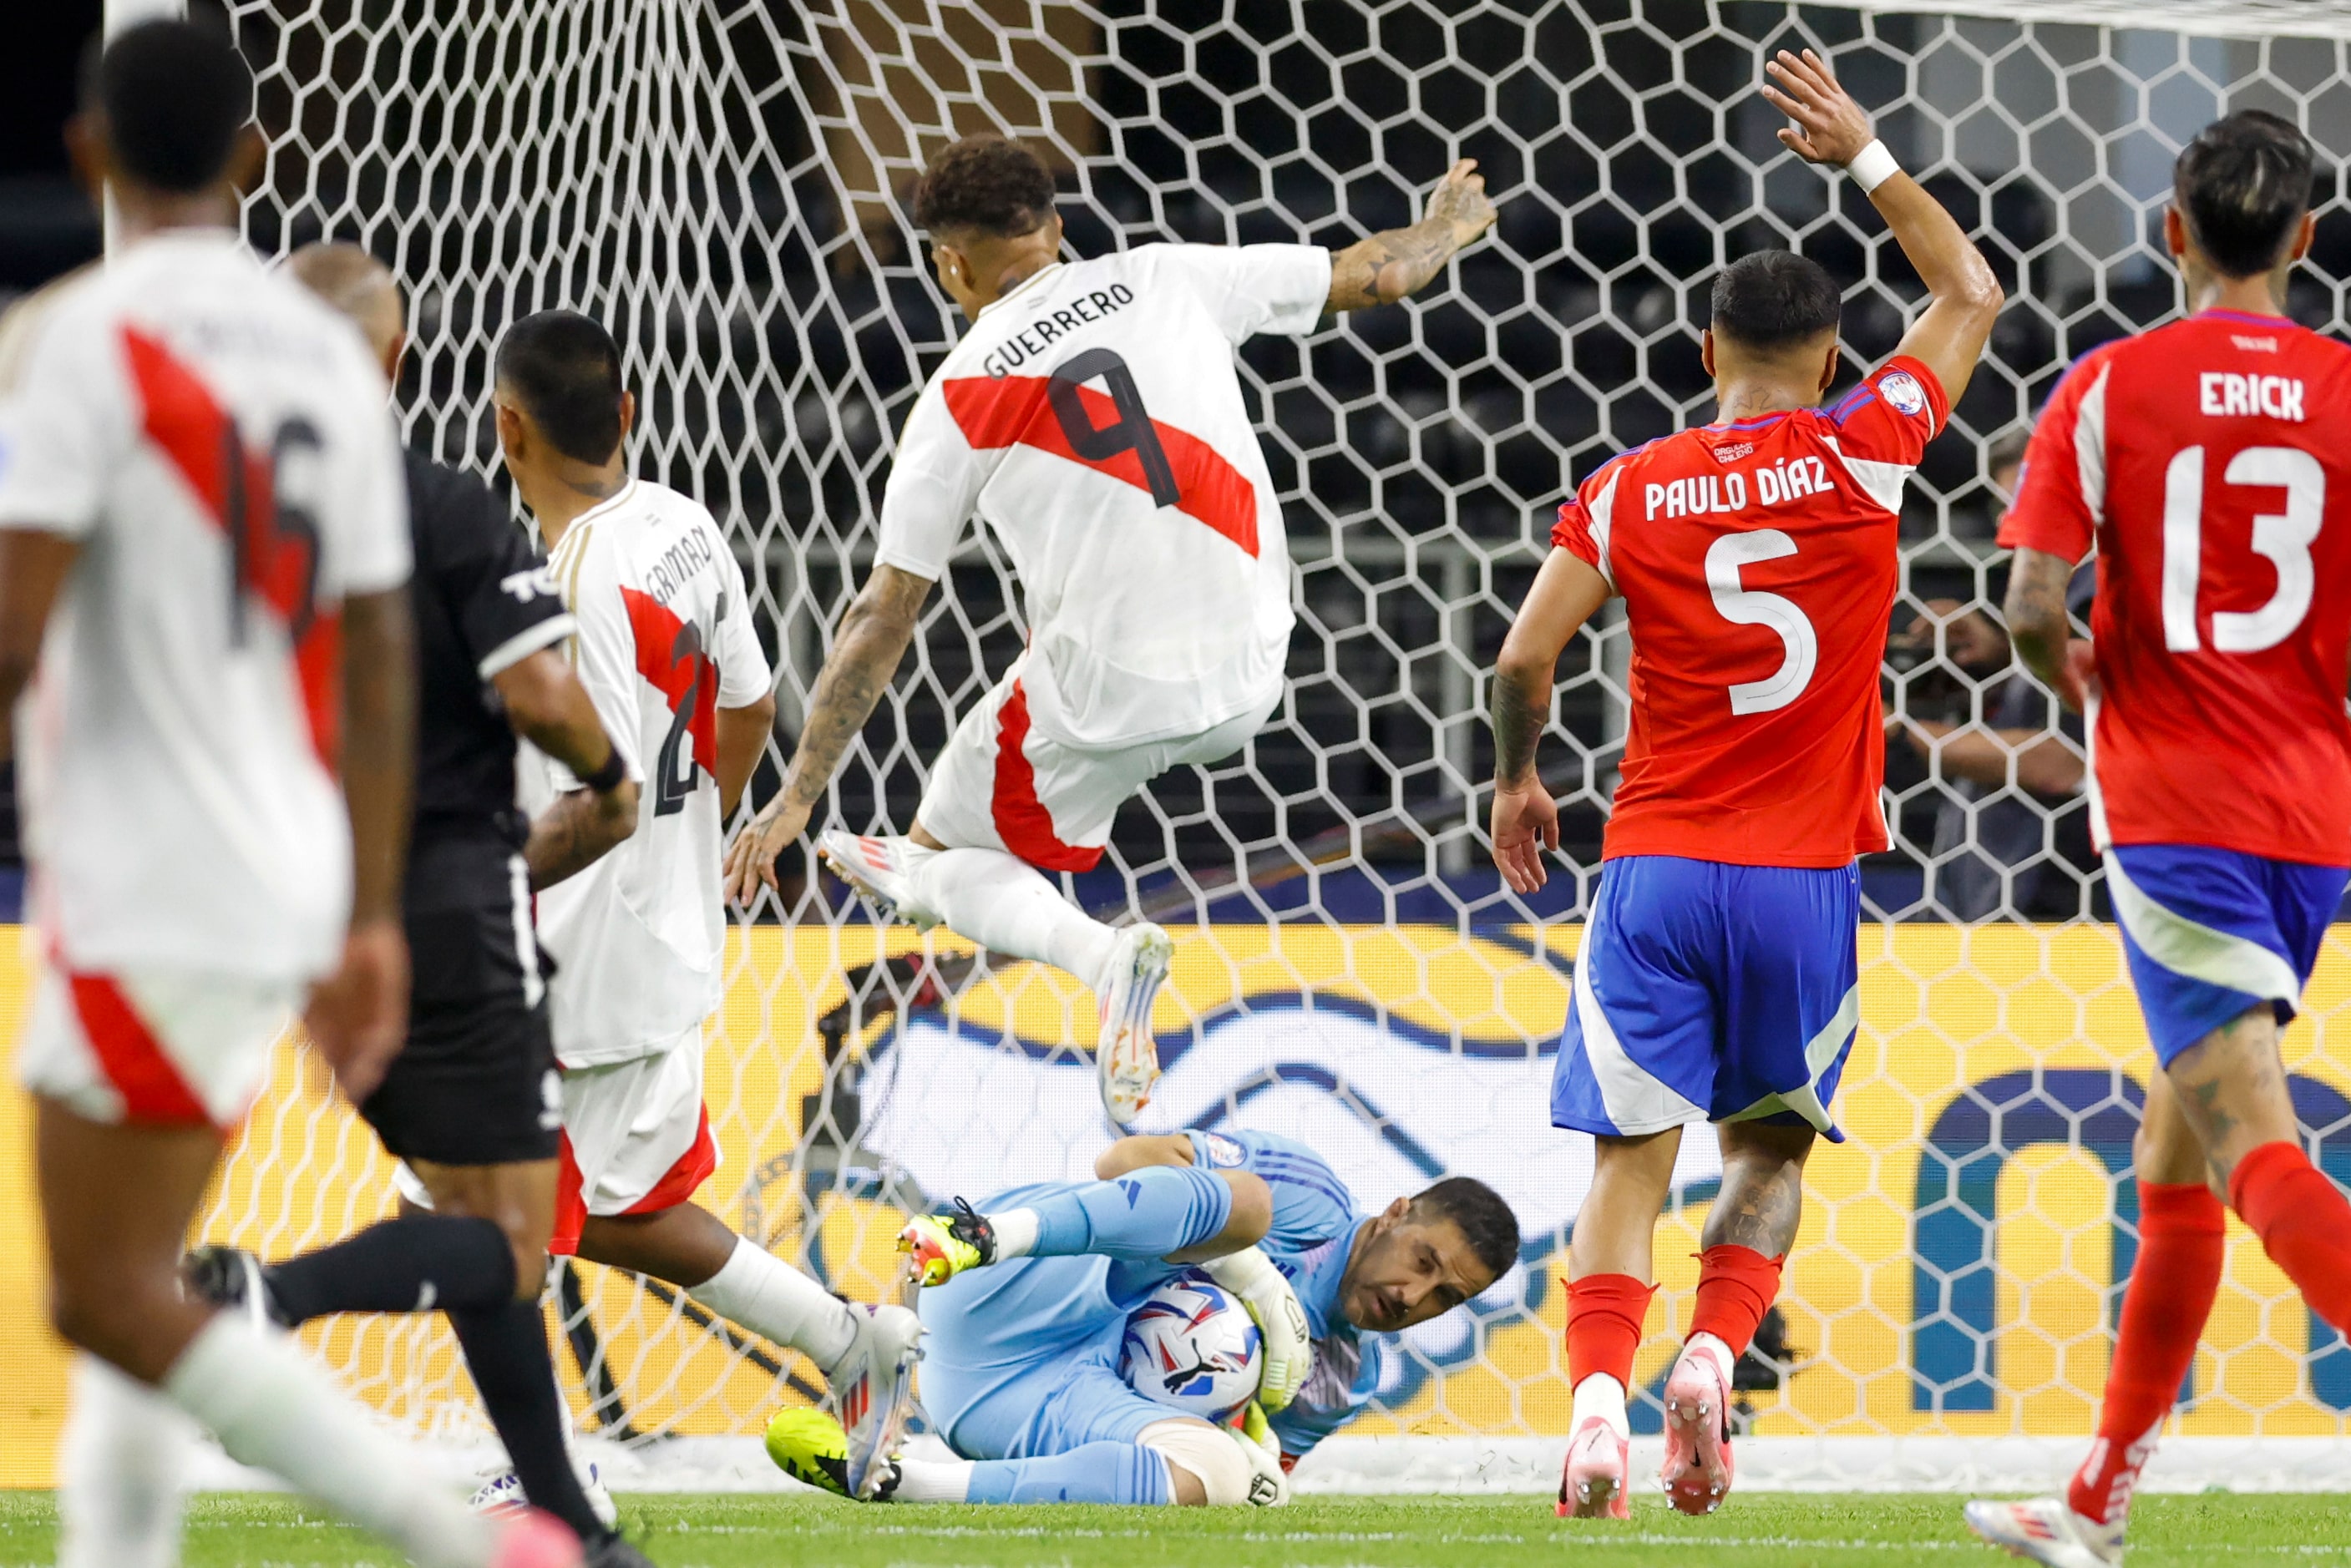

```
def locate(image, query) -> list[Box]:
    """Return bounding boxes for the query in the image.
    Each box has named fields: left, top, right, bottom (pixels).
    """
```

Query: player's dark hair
left=1710, top=250, right=1842, bottom=352
left=911, top=134, right=1056, bottom=240
left=83, top=17, right=253, bottom=196
left=1409, top=1176, right=1521, bottom=1282
left=495, top=310, right=625, bottom=465
left=2174, top=110, right=2317, bottom=280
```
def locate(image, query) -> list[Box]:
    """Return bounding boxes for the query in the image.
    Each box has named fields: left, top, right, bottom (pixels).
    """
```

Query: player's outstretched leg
left=767, top=1409, right=1282, bottom=1508
left=898, top=1164, right=1249, bottom=1287
left=1559, top=1130, right=1678, bottom=1520
left=1966, top=1076, right=2219, bottom=1565
left=1660, top=1120, right=1815, bottom=1516
left=575, top=1202, right=922, bottom=1495
left=818, top=829, right=1171, bottom=1125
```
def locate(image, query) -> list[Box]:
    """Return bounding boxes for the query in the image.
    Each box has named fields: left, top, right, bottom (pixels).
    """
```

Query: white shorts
left=917, top=651, right=1275, bottom=872
left=16, top=959, right=298, bottom=1130
left=550, top=1034, right=717, bottom=1255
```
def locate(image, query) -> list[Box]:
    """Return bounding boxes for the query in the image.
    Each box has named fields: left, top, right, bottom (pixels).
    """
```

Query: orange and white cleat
left=1963, top=1495, right=2123, bottom=1567
left=1558, top=1415, right=1631, bottom=1520
left=1659, top=1340, right=1736, bottom=1515
left=1094, top=923, right=1173, bottom=1125
left=896, top=1198, right=998, bottom=1287
left=818, top=831, right=941, bottom=931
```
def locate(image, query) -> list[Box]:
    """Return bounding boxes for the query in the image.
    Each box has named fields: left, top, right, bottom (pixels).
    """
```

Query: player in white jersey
left=0, top=23, right=575, bottom=1568
left=474, top=311, right=922, bottom=1495
left=725, top=134, right=1499, bottom=1125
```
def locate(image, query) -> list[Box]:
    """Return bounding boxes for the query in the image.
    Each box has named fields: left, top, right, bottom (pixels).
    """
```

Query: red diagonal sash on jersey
left=121, top=326, right=340, bottom=766
left=621, top=585, right=717, bottom=774
left=943, top=375, right=1259, bottom=557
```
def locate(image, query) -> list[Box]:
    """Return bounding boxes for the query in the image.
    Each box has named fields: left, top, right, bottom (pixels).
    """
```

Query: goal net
left=189, top=0, right=2351, bottom=1493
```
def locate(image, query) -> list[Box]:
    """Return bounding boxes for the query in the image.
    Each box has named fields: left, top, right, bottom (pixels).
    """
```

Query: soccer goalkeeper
left=765, top=1131, right=1518, bottom=1507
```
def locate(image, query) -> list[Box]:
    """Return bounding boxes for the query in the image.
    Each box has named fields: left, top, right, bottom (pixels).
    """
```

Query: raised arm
left=1763, top=48, right=2003, bottom=404
left=1324, top=159, right=1500, bottom=313
left=1488, top=547, right=1611, bottom=894
left=722, top=562, right=932, bottom=903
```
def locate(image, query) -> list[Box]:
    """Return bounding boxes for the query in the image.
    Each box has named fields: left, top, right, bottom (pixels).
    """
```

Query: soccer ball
left=1119, top=1271, right=1264, bottom=1425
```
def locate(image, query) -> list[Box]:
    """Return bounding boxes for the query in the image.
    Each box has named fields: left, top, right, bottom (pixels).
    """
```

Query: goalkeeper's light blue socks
left=991, top=1164, right=1234, bottom=1264
left=894, top=1443, right=1173, bottom=1505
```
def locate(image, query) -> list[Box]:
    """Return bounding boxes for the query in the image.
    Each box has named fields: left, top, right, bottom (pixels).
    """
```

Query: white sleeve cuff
left=476, top=614, right=577, bottom=680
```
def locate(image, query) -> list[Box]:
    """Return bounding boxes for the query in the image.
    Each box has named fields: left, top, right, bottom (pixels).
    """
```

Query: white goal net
left=191, top=0, right=2351, bottom=1492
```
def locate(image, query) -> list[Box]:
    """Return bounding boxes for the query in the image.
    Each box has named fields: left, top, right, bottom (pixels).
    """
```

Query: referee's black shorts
left=359, top=827, right=561, bottom=1168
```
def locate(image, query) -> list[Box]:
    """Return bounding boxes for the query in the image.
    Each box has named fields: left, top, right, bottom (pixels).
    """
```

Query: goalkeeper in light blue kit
left=766, top=1130, right=1519, bottom=1507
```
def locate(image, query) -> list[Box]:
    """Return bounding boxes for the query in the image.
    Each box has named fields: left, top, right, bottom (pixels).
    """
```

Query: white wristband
left=1846, top=139, right=1900, bottom=194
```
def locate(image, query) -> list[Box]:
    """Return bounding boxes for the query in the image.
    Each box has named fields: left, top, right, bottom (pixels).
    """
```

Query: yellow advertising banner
left=3, top=923, right=2348, bottom=1487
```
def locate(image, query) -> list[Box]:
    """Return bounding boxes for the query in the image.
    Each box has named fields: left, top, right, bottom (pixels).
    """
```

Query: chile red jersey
left=2000, top=311, right=2351, bottom=867
left=1553, top=357, right=1950, bottom=867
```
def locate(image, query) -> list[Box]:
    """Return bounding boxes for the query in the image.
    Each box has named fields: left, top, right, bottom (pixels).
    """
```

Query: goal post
left=180, top=0, right=2351, bottom=1492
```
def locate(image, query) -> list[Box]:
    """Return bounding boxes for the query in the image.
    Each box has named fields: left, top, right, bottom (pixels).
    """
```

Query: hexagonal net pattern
left=193, top=0, right=2351, bottom=1484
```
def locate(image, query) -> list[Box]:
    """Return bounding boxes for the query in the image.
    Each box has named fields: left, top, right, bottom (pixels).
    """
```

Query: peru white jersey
left=524, top=478, right=770, bottom=1066
left=879, top=243, right=1332, bottom=747
left=0, top=232, right=409, bottom=982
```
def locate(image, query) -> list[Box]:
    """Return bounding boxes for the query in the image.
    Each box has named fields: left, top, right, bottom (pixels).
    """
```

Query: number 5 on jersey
left=1706, top=529, right=1818, bottom=714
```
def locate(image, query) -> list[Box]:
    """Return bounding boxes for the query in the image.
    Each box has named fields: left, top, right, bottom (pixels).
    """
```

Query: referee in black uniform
left=187, top=246, right=654, bottom=1567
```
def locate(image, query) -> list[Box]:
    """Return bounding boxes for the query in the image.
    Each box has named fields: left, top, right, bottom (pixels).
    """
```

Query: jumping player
left=763, top=1131, right=1518, bottom=1509
left=0, top=23, right=576, bottom=1568
left=1487, top=52, right=2000, bottom=1519
left=185, top=245, right=653, bottom=1565
left=722, top=134, right=1499, bottom=1126
left=473, top=311, right=922, bottom=1492
left=1964, top=113, right=2351, bottom=1568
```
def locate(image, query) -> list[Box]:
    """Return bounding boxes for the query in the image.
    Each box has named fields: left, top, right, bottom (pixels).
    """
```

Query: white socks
left=687, top=1237, right=859, bottom=1373
left=1572, top=1372, right=1630, bottom=1439
left=907, top=847, right=1121, bottom=992
left=988, top=1208, right=1041, bottom=1261
left=163, top=1314, right=493, bottom=1568
left=891, top=1454, right=975, bottom=1503
left=59, top=1355, right=194, bottom=1568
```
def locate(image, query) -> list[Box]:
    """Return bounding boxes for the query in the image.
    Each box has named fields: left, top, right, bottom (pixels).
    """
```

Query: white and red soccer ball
left=1119, top=1272, right=1264, bottom=1425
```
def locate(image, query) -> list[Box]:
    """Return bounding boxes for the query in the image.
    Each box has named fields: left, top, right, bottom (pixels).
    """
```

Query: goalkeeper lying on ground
left=768, top=1130, right=1521, bottom=1506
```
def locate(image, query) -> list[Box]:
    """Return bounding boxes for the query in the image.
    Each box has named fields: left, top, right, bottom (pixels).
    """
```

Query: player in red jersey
left=1489, top=51, right=1999, bottom=1520
left=1964, top=114, right=2351, bottom=1568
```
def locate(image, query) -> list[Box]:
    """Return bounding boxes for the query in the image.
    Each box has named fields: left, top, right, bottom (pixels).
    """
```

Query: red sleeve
left=1549, top=458, right=1624, bottom=579
left=1998, top=344, right=2120, bottom=564
left=1820, top=355, right=1950, bottom=463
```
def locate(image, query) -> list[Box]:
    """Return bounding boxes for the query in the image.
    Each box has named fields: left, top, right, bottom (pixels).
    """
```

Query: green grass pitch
left=3, top=1492, right=2351, bottom=1566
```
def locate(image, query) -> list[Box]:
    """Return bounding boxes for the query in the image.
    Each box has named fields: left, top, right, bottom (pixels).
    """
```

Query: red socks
left=2066, top=1181, right=2225, bottom=1525
left=1690, top=1244, right=1783, bottom=1358
left=1566, top=1273, right=1656, bottom=1389
left=2231, top=1141, right=2351, bottom=1333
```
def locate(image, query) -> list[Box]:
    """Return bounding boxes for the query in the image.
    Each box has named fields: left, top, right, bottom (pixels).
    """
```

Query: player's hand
left=1423, top=159, right=1498, bottom=250
left=2055, top=638, right=2099, bottom=715
left=1232, top=1404, right=1292, bottom=1507
left=1763, top=48, right=1874, bottom=168
left=1489, top=779, right=1560, bottom=895
left=724, top=794, right=812, bottom=906
left=1203, top=1246, right=1315, bottom=1412
left=305, top=918, right=409, bottom=1104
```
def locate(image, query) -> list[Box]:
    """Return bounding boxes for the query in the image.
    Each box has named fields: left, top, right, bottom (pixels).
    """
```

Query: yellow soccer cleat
left=764, top=1407, right=899, bottom=1502
left=896, top=1198, right=997, bottom=1287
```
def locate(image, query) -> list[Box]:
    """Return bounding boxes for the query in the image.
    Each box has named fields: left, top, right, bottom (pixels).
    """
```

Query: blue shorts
left=1552, top=855, right=1860, bottom=1141
left=2107, top=844, right=2348, bottom=1065
left=915, top=1185, right=1183, bottom=1460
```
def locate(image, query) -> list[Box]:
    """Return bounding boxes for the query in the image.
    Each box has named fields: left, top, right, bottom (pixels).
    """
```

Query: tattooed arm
left=722, top=563, right=932, bottom=903
left=1324, top=159, right=1500, bottom=312
left=1488, top=548, right=1610, bottom=895
left=2002, top=545, right=2093, bottom=714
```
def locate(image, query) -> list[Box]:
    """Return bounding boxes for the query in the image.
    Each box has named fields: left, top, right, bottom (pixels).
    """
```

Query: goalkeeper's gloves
left=1203, top=1245, right=1314, bottom=1412
left=1232, top=1403, right=1291, bottom=1508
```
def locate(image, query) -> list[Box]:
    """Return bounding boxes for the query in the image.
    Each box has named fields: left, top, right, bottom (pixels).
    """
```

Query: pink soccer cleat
left=1558, top=1415, right=1630, bottom=1520
left=490, top=1510, right=585, bottom=1568
left=1659, top=1342, right=1735, bottom=1515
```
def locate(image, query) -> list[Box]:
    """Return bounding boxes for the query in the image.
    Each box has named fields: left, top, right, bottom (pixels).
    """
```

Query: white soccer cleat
left=1094, top=923, right=1173, bottom=1125
left=469, top=1459, right=617, bottom=1533
left=832, top=1302, right=924, bottom=1501
left=1659, top=1341, right=1735, bottom=1515
left=818, top=832, right=941, bottom=931
left=1963, top=1495, right=2124, bottom=1567
left=1557, top=1415, right=1631, bottom=1520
